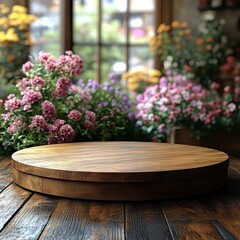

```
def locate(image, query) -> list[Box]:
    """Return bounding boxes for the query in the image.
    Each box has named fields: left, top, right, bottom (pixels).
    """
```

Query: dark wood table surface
left=0, top=154, right=240, bottom=239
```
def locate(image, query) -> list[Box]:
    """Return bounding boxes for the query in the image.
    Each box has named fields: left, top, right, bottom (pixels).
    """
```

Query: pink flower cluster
left=0, top=51, right=88, bottom=150
left=53, top=77, right=71, bottom=97
left=7, top=117, right=25, bottom=134
left=38, top=50, right=83, bottom=76
left=135, top=72, right=240, bottom=141
left=0, top=54, right=133, bottom=151
left=47, top=119, right=75, bottom=144
left=84, top=110, right=96, bottom=129
left=68, top=110, right=82, bottom=121
left=41, top=100, right=56, bottom=119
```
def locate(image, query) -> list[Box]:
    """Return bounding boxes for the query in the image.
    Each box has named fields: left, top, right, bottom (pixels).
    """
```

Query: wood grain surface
left=0, top=155, right=240, bottom=239
left=11, top=142, right=229, bottom=200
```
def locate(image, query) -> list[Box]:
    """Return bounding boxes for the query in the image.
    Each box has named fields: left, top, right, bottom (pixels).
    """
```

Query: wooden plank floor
left=0, top=154, right=239, bottom=240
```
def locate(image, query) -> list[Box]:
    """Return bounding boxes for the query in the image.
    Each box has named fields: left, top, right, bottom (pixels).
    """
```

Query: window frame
left=25, top=0, right=172, bottom=81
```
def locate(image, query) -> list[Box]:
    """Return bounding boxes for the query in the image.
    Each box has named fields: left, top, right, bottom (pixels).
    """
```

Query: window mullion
left=97, top=0, right=102, bottom=83
left=126, top=0, right=130, bottom=72
left=61, top=0, right=73, bottom=53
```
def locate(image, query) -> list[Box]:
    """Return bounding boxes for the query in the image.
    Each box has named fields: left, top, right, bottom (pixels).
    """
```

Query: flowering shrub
left=188, top=11, right=231, bottom=84
left=135, top=71, right=240, bottom=142
left=149, top=20, right=192, bottom=74
left=0, top=4, right=36, bottom=97
left=150, top=12, right=232, bottom=86
left=0, top=51, right=133, bottom=153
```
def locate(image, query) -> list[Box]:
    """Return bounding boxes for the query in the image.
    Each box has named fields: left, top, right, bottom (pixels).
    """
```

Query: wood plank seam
left=0, top=182, right=13, bottom=194
left=37, top=196, right=61, bottom=239
left=0, top=186, right=34, bottom=234
left=160, top=205, right=175, bottom=240
left=212, top=220, right=236, bottom=240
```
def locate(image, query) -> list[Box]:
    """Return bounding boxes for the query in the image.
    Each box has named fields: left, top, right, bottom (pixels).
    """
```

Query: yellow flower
left=1, top=6, right=10, bottom=14
left=157, top=23, right=170, bottom=33
left=150, top=77, right=159, bottom=84
left=0, top=31, right=6, bottom=42
left=5, top=28, right=19, bottom=42
left=171, top=21, right=181, bottom=28
left=181, top=22, right=188, bottom=28
left=12, top=5, right=27, bottom=14
left=0, top=17, right=7, bottom=28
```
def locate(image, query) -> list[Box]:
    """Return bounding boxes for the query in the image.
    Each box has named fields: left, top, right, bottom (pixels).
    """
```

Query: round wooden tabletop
left=11, top=142, right=229, bottom=201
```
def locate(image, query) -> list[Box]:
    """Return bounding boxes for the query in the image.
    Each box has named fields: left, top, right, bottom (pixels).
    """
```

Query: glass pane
left=74, top=0, right=98, bottom=43
left=73, top=45, right=98, bottom=81
left=101, top=46, right=125, bottom=81
left=129, top=46, right=154, bottom=70
left=102, top=0, right=127, bottom=43
left=129, top=0, right=154, bottom=43
left=30, top=0, right=61, bottom=58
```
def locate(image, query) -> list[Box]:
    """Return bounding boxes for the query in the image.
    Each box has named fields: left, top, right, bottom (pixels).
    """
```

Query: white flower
left=228, top=103, right=236, bottom=112
left=202, top=11, right=216, bottom=21
left=182, top=91, right=190, bottom=101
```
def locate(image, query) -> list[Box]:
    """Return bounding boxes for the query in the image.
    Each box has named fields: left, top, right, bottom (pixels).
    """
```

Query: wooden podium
left=11, top=142, right=229, bottom=201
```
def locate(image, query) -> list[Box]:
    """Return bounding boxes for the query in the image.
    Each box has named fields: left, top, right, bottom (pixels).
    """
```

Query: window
left=29, top=0, right=61, bottom=58
left=29, top=0, right=172, bottom=82
left=73, top=0, right=155, bottom=82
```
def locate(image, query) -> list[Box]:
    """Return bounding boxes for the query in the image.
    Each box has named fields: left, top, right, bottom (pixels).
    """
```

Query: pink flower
left=68, top=110, right=82, bottom=121
left=47, top=122, right=75, bottom=144
left=85, top=110, right=96, bottom=122
left=31, top=76, right=45, bottom=90
left=54, top=77, right=71, bottom=97
left=45, top=59, right=57, bottom=71
left=53, top=119, right=65, bottom=128
left=4, top=98, right=22, bottom=112
left=22, top=89, right=42, bottom=104
left=211, top=82, right=220, bottom=90
left=234, top=76, right=240, bottom=83
left=224, top=109, right=232, bottom=117
left=158, top=123, right=166, bottom=133
left=23, top=104, right=31, bottom=111
left=38, top=51, right=51, bottom=63
left=22, top=61, right=34, bottom=72
left=16, top=77, right=30, bottom=91
left=58, top=124, right=75, bottom=142
left=228, top=103, right=236, bottom=112
left=84, top=120, right=95, bottom=129
left=1, top=113, right=13, bottom=121
left=223, top=85, right=231, bottom=93
left=41, top=100, right=56, bottom=119
left=7, top=94, right=15, bottom=100
left=29, top=115, right=48, bottom=132
left=38, top=51, right=57, bottom=70
left=7, top=117, right=25, bottom=134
